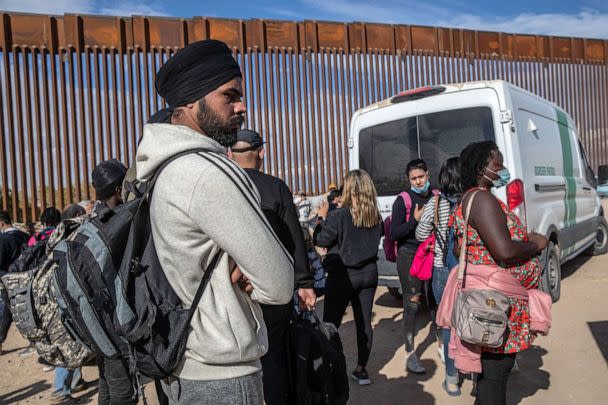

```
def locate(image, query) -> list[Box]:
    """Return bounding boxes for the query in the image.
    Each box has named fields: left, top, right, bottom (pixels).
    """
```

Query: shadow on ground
left=0, top=380, right=52, bottom=403
left=333, top=290, right=439, bottom=405
left=561, top=254, right=592, bottom=279
left=507, top=346, right=550, bottom=404
left=588, top=321, right=608, bottom=365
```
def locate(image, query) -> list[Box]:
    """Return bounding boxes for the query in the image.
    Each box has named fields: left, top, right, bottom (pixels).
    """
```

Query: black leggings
left=475, top=352, right=516, bottom=405
left=323, top=263, right=378, bottom=367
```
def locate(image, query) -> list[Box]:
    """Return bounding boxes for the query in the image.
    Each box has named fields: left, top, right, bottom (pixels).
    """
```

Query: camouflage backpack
left=0, top=217, right=94, bottom=368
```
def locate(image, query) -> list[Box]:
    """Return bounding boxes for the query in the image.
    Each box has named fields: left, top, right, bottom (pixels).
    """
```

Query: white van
left=348, top=80, right=607, bottom=302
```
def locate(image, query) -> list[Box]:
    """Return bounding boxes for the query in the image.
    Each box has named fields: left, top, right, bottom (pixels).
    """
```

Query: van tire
left=541, top=242, right=561, bottom=302
left=586, top=217, right=608, bottom=256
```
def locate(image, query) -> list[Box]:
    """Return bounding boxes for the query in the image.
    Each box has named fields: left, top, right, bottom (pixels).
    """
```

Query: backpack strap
left=457, top=190, right=482, bottom=283
left=187, top=250, right=222, bottom=321
left=141, top=148, right=211, bottom=203
left=129, top=148, right=211, bottom=270
left=400, top=191, right=412, bottom=222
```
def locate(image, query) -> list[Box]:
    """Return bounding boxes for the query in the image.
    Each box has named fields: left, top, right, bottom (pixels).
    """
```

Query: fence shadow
left=588, top=321, right=608, bottom=365
left=0, top=380, right=52, bottom=404
left=507, top=346, right=550, bottom=405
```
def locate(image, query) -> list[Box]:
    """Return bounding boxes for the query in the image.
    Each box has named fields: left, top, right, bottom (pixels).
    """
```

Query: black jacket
left=0, top=229, right=29, bottom=272
left=390, top=189, right=434, bottom=251
left=244, top=169, right=314, bottom=290
left=314, top=207, right=383, bottom=269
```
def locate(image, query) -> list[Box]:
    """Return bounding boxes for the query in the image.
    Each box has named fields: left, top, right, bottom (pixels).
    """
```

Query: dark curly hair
left=459, top=141, right=499, bottom=190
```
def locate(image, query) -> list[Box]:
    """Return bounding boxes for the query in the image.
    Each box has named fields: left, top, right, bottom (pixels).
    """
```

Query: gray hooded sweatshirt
left=136, top=123, right=294, bottom=381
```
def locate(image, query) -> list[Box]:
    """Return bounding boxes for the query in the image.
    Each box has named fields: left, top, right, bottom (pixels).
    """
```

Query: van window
left=359, top=107, right=495, bottom=196
left=579, top=141, right=597, bottom=187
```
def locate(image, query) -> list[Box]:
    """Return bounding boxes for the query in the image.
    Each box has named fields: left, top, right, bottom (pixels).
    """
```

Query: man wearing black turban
left=154, top=39, right=245, bottom=146
left=134, top=40, right=294, bottom=405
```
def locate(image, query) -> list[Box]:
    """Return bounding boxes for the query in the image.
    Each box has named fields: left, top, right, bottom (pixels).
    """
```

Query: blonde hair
left=341, top=169, right=382, bottom=228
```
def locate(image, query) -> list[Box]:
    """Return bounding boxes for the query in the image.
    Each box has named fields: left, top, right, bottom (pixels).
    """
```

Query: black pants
left=323, top=263, right=378, bottom=367
left=475, top=352, right=516, bottom=405
left=260, top=303, right=293, bottom=405
left=97, top=357, right=137, bottom=405
left=396, top=246, right=423, bottom=353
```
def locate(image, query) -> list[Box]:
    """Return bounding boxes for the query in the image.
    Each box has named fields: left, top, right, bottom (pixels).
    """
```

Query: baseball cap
left=232, top=129, right=265, bottom=152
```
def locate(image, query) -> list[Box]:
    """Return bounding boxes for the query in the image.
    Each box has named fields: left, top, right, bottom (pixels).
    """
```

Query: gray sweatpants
left=161, top=372, right=264, bottom=405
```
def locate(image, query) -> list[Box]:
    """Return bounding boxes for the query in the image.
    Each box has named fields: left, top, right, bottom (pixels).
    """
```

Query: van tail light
left=391, top=86, right=446, bottom=103
left=507, top=179, right=527, bottom=228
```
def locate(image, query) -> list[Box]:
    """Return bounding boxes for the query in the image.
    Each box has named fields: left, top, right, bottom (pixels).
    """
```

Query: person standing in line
left=229, top=128, right=316, bottom=404
left=49, top=204, right=89, bottom=403
left=390, top=159, right=435, bottom=374
left=27, top=207, right=61, bottom=247
left=135, top=39, right=294, bottom=405
left=0, top=210, right=29, bottom=355
left=92, top=159, right=138, bottom=405
left=314, top=170, right=383, bottom=386
left=415, top=157, right=462, bottom=396
left=455, top=141, right=547, bottom=405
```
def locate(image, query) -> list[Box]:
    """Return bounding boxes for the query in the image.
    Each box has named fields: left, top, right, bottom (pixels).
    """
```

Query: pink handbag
left=409, top=197, right=440, bottom=281
left=409, top=233, right=435, bottom=280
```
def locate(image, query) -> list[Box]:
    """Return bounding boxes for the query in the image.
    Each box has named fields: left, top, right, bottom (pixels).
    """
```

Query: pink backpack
left=383, top=190, right=440, bottom=263
left=383, top=192, right=411, bottom=262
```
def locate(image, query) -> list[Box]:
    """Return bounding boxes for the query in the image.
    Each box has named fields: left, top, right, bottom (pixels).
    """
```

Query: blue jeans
left=433, top=266, right=458, bottom=383
left=54, top=367, right=82, bottom=395
left=443, top=328, right=458, bottom=384
left=431, top=265, right=450, bottom=305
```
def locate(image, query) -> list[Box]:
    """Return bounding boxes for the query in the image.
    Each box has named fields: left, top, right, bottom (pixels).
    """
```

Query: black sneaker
left=351, top=368, right=371, bottom=385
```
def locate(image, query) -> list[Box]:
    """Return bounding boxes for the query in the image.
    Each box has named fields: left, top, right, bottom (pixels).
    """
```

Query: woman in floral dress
left=456, top=141, right=548, bottom=405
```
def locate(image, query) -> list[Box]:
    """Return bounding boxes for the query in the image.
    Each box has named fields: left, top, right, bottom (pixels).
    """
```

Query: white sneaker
left=438, top=346, right=445, bottom=364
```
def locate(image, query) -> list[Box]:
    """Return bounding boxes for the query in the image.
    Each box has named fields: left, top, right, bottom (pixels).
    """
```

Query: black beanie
left=92, top=159, right=128, bottom=201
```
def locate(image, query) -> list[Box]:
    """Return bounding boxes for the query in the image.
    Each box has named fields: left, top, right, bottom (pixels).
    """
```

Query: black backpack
left=290, top=311, right=349, bottom=405
left=51, top=149, right=219, bottom=381
left=8, top=232, right=48, bottom=274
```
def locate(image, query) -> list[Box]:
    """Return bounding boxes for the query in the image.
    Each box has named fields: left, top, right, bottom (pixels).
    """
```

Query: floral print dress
left=452, top=190, right=541, bottom=354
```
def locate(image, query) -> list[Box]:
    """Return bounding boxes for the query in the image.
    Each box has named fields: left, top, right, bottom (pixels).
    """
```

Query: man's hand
left=231, top=266, right=253, bottom=294
left=297, top=288, right=317, bottom=311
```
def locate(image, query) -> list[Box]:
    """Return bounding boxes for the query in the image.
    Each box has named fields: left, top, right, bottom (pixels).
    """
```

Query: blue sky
left=0, top=0, right=607, bottom=38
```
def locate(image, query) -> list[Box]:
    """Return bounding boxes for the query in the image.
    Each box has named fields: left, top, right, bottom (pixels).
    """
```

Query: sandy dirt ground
left=1, top=253, right=607, bottom=404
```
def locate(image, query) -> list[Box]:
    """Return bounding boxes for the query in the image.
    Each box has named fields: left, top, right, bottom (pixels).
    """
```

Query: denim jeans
left=443, top=328, right=459, bottom=384
left=54, top=367, right=82, bottom=395
left=431, top=265, right=450, bottom=305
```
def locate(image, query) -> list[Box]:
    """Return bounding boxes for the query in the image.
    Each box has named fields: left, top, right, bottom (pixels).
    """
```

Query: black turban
left=155, top=40, right=242, bottom=109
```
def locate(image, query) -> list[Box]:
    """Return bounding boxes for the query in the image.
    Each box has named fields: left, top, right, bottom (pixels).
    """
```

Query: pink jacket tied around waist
left=436, top=263, right=552, bottom=373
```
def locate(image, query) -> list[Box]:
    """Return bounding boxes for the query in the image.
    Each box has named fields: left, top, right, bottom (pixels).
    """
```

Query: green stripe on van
left=556, top=109, right=577, bottom=254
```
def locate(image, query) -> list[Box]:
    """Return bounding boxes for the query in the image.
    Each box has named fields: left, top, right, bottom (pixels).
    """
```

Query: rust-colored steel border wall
left=1, top=12, right=607, bottom=222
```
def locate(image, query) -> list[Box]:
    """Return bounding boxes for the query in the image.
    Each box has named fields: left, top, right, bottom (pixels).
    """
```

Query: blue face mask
left=411, top=180, right=431, bottom=195
left=485, top=167, right=511, bottom=188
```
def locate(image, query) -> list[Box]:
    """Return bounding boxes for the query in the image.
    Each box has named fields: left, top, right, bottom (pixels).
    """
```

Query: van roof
left=353, top=80, right=570, bottom=120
